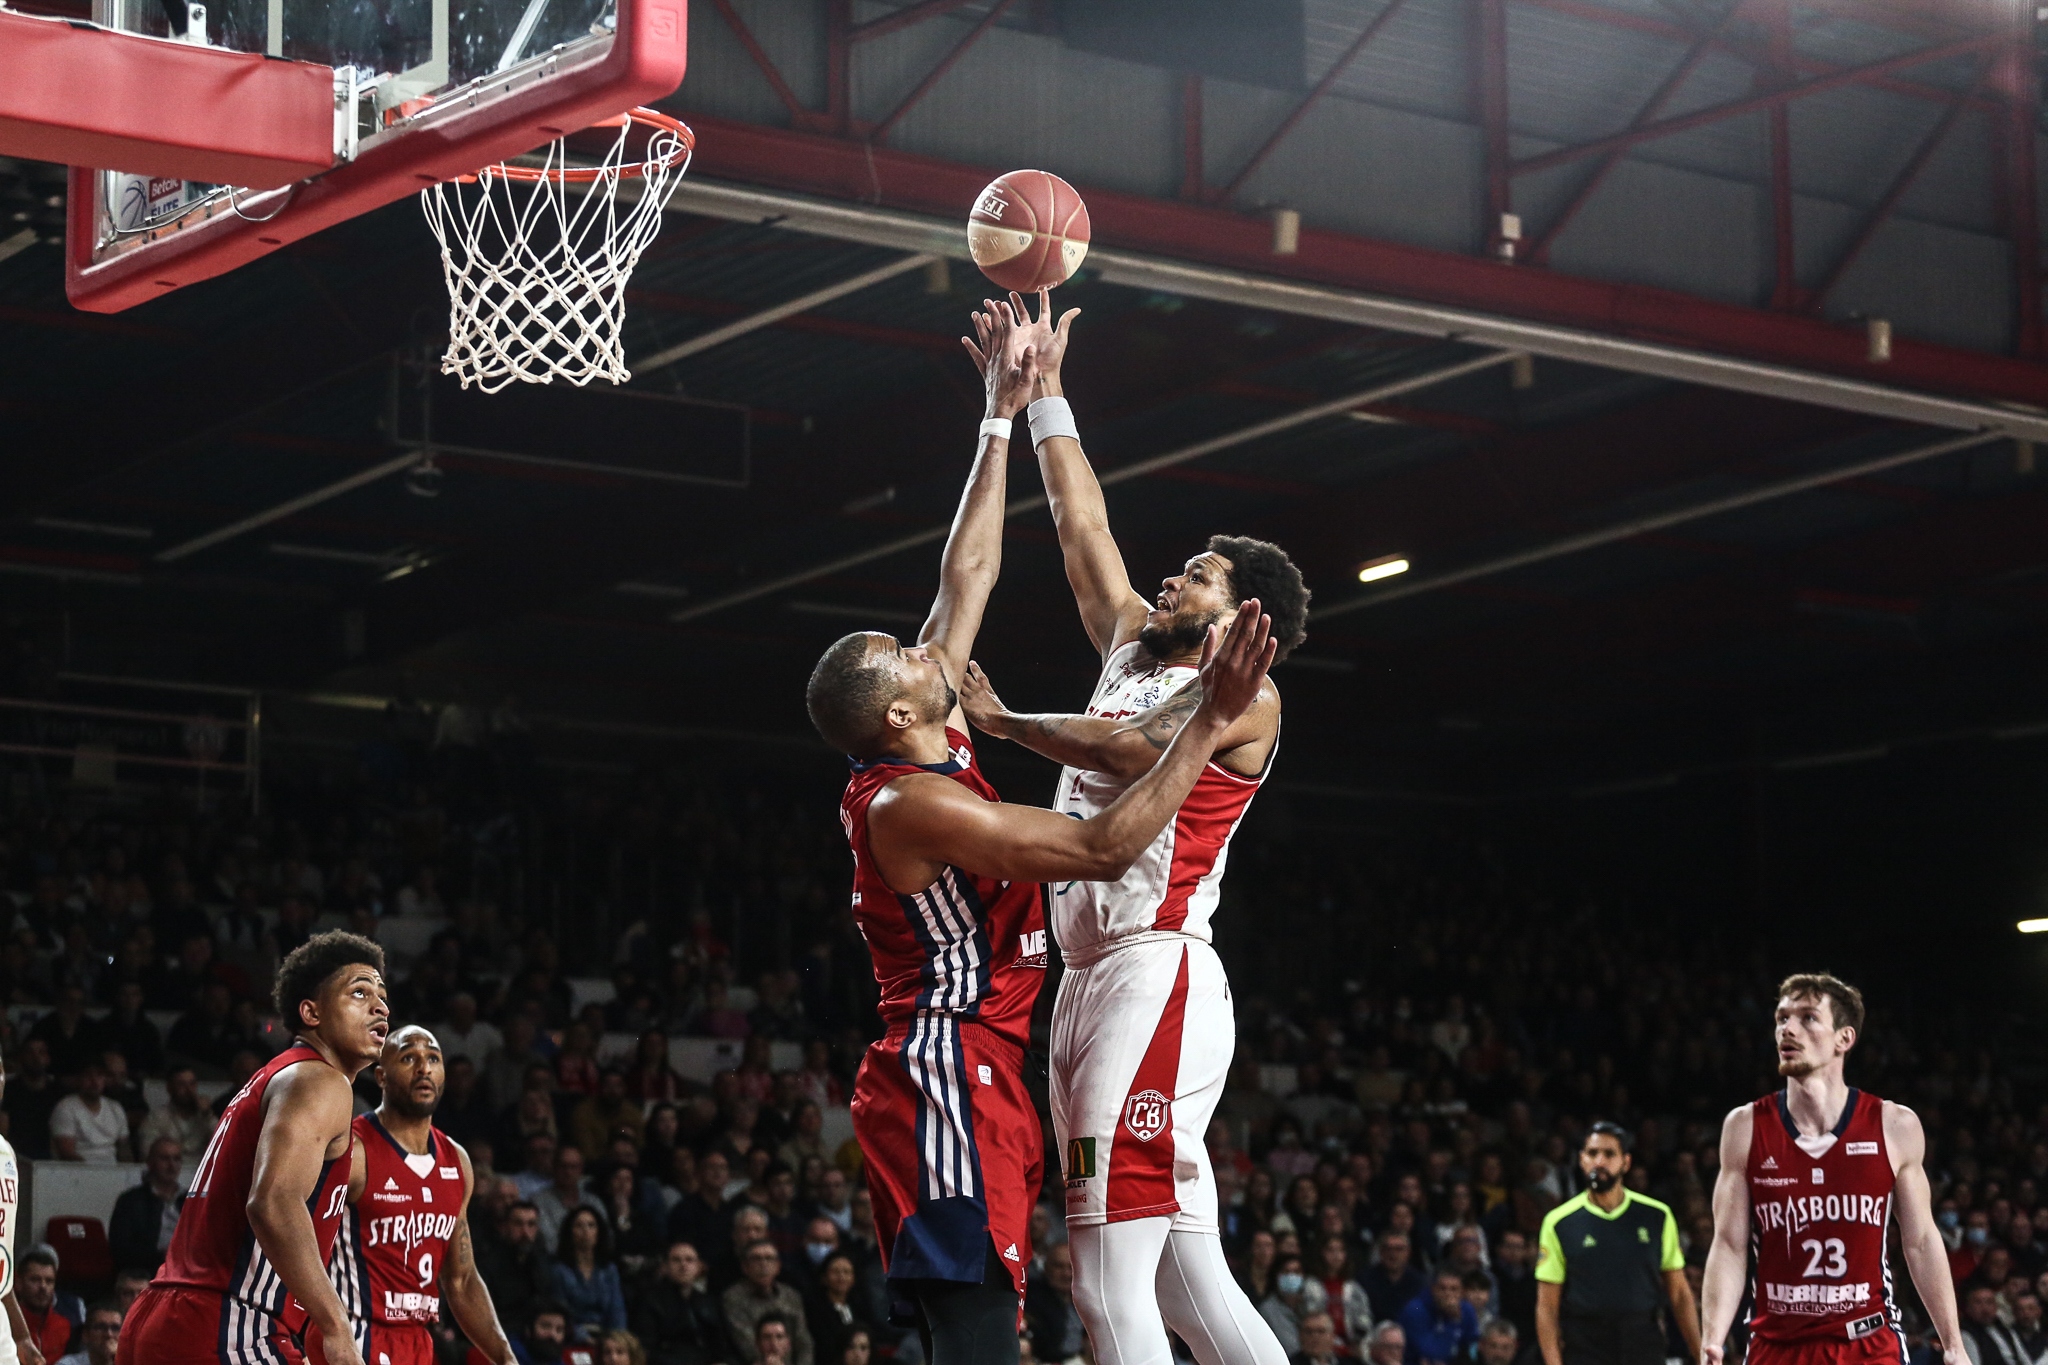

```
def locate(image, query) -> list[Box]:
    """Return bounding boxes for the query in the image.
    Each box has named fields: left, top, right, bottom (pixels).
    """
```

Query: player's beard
left=1777, top=1053, right=1819, bottom=1078
left=386, top=1086, right=441, bottom=1120
left=1586, top=1168, right=1620, bottom=1193
left=1139, top=607, right=1220, bottom=661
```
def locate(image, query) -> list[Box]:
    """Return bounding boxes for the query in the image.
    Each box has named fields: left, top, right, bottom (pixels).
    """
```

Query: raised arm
left=1890, top=1102, right=1968, bottom=1365
left=444, top=1143, right=518, bottom=1365
left=1698, top=1105, right=1753, bottom=1365
left=918, top=300, right=1038, bottom=695
left=248, top=1065, right=365, bottom=1365
left=961, top=662, right=1276, bottom=784
left=869, top=599, right=1277, bottom=889
left=1014, top=290, right=1151, bottom=657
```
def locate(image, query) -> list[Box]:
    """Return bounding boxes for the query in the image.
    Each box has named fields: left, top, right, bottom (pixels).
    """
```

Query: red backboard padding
left=0, top=10, right=334, bottom=188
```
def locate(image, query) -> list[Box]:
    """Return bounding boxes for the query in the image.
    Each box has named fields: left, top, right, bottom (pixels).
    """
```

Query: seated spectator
left=6, top=1038, right=60, bottom=1159
left=167, top=980, right=241, bottom=1072
left=209, top=1052, right=261, bottom=1119
left=599, top=1330, right=648, bottom=1365
left=716, top=1207, right=772, bottom=1296
left=776, top=1104, right=828, bottom=1173
left=18, top=1246, right=83, bottom=1362
left=1363, top=1321, right=1408, bottom=1365
left=684, top=982, right=749, bottom=1041
left=52, top=1299, right=122, bottom=1365
left=554, top=1207, right=628, bottom=1343
left=479, top=1202, right=556, bottom=1339
left=514, top=1303, right=572, bottom=1365
left=2012, top=1292, right=2048, bottom=1364
left=1306, top=1233, right=1373, bottom=1354
left=811, top=1168, right=852, bottom=1236
left=1475, top=1320, right=1521, bottom=1365
left=30, top=985, right=105, bottom=1081
left=753, top=1315, right=795, bottom=1365
left=515, top=1132, right=562, bottom=1202
left=722, top=1241, right=813, bottom=1365
left=111, top=1270, right=149, bottom=1316
left=1491, top=1231, right=1536, bottom=1347
left=437, top=1054, right=495, bottom=1147
left=626, top=1032, right=688, bottom=1103
left=109, top=1136, right=185, bottom=1273
left=1293, top=1312, right=1340, bottom=1365
left=1026, top=1242, right=1087, bottom=1365
left=99, top=1050, right=147, bottom=1134
left=1400, top=1269, right=1480, bottom=1365
left=598, top=1159, right=666, bottom=1271
left=1462, top=1271, right=1495, bottom=1332
left=760, top=1165, right=806, bottom=1261
left=1262, top=1253, right=1313, bottom=1356
left=630, top=1242, right=727, bottom=1365
left=801, top=1250, right=863, bottom=1365
left=535, top=1145, right=601, bottom=1255
left=572, top=1069, right=646, bottom=1158
left=557, top=1023, right=601, bottom=1098
left=438, top=991, right=503, bottom=1071
left=501, top=1081, right=563, bottom=1177
left=51, top=1060, right=132, bottom=1163
left=1362, top=1233, right=1428, bottom=1327
left=837, top=1328, right=870, bottom=1365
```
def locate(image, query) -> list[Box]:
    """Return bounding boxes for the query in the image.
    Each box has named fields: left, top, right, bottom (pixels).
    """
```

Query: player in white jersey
left=961, top=294, right=1309, bottom=1365
left=0, top=1047, right=37, bottom=1365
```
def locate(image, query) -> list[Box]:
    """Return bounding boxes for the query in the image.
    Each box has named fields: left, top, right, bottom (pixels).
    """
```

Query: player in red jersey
left=328, top=1025, right=516, bottom=1365
left=120, top=931, right=389, bottom=1365
left=1701, top=974, right=1966, bottom=1365
left=804, top=300, right=1279, bottom=1365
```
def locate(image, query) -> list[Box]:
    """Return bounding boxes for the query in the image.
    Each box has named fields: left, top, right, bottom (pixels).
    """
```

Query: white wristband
left=978, top=417, right=1014, bottom=441
left=1027, top=396, right=1079, bottom=448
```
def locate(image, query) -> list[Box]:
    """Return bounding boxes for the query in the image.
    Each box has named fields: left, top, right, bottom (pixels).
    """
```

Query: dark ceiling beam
left=673, top=114, right=2048, bottom=407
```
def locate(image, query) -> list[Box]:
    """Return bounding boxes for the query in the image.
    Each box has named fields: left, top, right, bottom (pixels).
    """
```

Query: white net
left=421, top=111, right=693, bottom=392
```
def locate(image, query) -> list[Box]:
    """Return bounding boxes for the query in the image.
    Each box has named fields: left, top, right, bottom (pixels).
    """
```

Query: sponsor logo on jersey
left=381, top=1289, right=443, bottom=1320
left=1756, top=1177, right=1799, bottom=1187
left=1846, top=1142, right=1879, bottom=1156
left=1065, top=1137, right=1096, bottom=1184
left=440, top=1167, right=459, bottom=1179
left=977, top=1065, right=993, bottom=1085
left=1637, top=1226, right=1651, bottom=1243
left=1123, top=1090, right=1171, bottom=1143
left=1582, top=1234, right=1597, bottom=1247
left=383, top=1177, right=400, bottom=1190
left=1846, top=1313, right=1885, bottom=1339
left=1762, top=1157, right=1778, bottom=1170
left=1016, top=928, right=1048, bottom=969
left=1003, top=1244, right=1021, bottom=1262
left=1763, top=1281, right=1872, bottom=1315
left=1754, top=1193, right=1889, bottom=1236
left=1812, top=1169, right=1824, bottom=1184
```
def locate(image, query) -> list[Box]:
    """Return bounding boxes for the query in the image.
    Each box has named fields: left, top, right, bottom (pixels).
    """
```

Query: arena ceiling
left=2, top=0, right=2047, bottom=801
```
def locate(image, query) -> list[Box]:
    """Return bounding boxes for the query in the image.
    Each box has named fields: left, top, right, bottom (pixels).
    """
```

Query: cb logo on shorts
left=1123, top=1089, right=1171, bottom=1142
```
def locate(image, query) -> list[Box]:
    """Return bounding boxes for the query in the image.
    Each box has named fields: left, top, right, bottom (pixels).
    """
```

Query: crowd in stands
left=0, top=721, right=2035, bottom=1365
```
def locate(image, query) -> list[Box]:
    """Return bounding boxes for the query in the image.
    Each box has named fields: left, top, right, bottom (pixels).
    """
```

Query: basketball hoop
left=421, top=107, right=694, bottom=392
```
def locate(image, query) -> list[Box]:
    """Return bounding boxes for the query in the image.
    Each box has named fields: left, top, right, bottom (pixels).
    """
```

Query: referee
left=1536, top=1122, right=1700, bottom=1365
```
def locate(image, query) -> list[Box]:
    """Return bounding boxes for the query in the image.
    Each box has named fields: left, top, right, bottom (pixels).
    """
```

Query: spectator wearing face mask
left=1261, top=1253, right=1314, bottom=1356
left=1955, top=1212, right=1994, bottom=1286
left=786, top=1217, right=842, bottom=1297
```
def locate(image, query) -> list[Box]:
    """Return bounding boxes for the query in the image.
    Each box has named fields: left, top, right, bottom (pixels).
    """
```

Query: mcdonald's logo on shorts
left=1065, top=1137, right=1096, bottom=1185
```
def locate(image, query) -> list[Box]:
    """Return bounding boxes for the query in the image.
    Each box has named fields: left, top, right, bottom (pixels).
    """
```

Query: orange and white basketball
left=968, top=169, right=1091, bottom=293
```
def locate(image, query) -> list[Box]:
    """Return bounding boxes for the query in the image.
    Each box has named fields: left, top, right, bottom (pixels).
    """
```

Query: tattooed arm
left=444, top=1143, right=517, bottom=1365
left=961, top=662, right=1276, bottom=784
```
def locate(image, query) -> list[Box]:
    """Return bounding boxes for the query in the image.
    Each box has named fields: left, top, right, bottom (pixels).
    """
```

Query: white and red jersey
left=1747, top=1088, right=1906, bottom=1351
left=1052, top=641, right=1272, bottom=965
left=330, top=1113, right=466, bottom=1335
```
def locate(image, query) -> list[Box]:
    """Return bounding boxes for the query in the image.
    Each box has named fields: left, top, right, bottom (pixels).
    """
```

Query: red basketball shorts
left=852, top=1015, right=1042, bottom=1297
left=1049, top=937, right=1234, bottom=1230
left=1747, top=1326, right=1910, bottom=1365
left=357, top=1321, right=436, bottom=1365
left=118, top=1286, right=307, bottom=1365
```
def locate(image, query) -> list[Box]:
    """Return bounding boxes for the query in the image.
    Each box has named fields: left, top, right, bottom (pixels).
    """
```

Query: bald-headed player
left=328, top=1026, right=514, bottom=1365
left=805, top=299, right=1279, bottom=1365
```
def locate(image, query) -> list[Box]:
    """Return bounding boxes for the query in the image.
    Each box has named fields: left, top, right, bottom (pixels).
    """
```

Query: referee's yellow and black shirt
left=1535, top=1188, right=1684, bottom=1315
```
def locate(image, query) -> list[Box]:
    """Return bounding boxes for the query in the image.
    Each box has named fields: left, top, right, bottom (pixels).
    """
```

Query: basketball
left=968, top=169, right=1091, bottom=293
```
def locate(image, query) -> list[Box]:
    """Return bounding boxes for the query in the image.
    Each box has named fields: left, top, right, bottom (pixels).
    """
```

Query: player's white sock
left=1069, top=1219, right=1175, bottom=1365
left=1156, top=1229, right=1290, bottom=1365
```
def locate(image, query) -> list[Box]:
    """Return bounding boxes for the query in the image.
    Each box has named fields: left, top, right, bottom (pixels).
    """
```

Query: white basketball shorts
left=1050, top=936, right=1235, bottom=1230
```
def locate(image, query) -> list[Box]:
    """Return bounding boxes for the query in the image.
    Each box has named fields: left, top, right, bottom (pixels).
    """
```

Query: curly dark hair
left=1208, top=535, right=1310, bottom=661
left=805, top=632, right=897, bottom=756
left=272, top=930, right=384, bottom=1028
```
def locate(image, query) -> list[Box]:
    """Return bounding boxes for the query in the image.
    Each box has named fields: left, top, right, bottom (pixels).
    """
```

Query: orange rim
left=464, top=108, right=695, bottom=184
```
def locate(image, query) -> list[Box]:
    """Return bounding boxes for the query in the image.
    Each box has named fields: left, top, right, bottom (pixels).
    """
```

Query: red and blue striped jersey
left=839, top=728, right=1047, bottom=1050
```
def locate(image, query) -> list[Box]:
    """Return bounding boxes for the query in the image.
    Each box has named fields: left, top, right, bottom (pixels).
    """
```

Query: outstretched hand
left=1007, top=287, right=1080, bottom=381
left=961, top=298, right=1039, bottom=420
left=959, top=661, right=1009, bottom=735
left=1194, top=599, right=1276, bottom=727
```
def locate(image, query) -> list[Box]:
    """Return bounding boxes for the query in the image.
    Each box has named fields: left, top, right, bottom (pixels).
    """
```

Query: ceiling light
left=2019, top=918, right=2048, bottom=934
left=1357, top=555, right=1410, bottom=583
